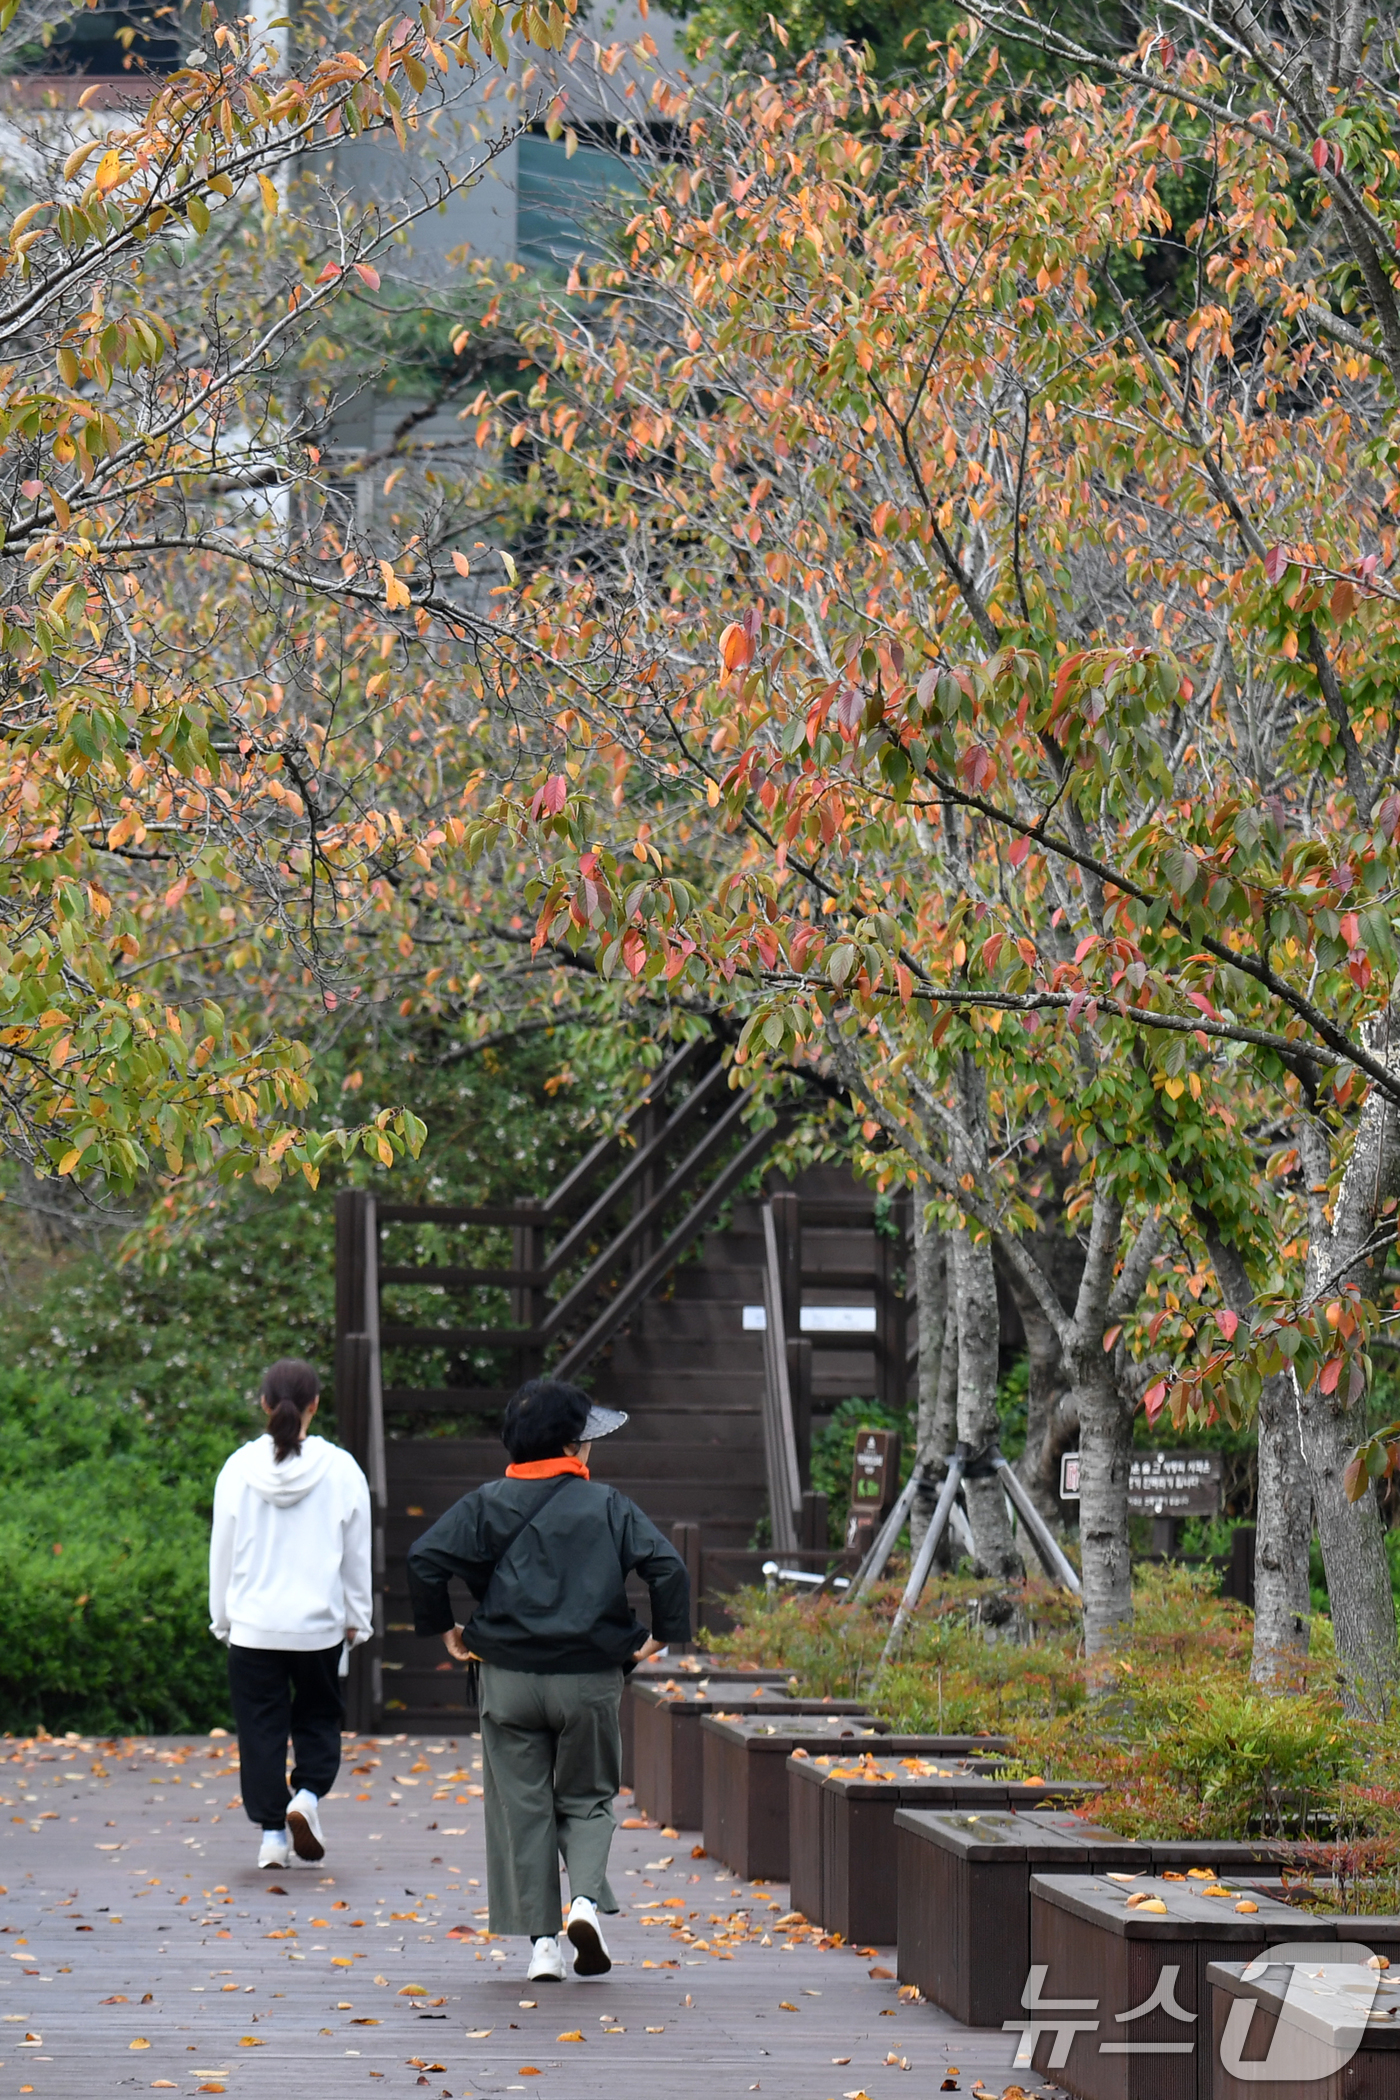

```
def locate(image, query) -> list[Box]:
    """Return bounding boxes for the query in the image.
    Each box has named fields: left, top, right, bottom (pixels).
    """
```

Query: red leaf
left=1319, top=1355, right=1344, bottom=1395
left=353, top=262, right=381, bottom=289
left=1343, top=1450, right=1370, bottom=1502
left=1213, top=1308, right=1239, bottom=1342
left=836, top=684, right=863, bottom=737
left=1102, top=1324, right=1122, bottom=1353
left=1143, top=1380, right=1167, bottom=1424
left=1312, top=138, right=1329, bottom=172
left=316, top=261, right=342, bottom=283
left=1263, top=545, right=1287, bottom=585
left=529, top=775, right=568, bottom=822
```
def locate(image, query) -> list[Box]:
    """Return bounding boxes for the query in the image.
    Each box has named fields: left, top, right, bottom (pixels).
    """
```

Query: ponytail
left=260, top=1357, right=320, bottom=1463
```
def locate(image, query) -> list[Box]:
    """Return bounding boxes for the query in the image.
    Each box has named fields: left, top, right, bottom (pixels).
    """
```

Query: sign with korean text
left=1058, top=1449, right=1221, bottom=1515
left=845, top=1429, right=899, bottom=1547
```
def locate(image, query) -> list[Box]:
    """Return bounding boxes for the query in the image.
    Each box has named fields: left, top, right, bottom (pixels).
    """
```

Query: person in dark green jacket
left=407, top=1377, right=690, bottom=1984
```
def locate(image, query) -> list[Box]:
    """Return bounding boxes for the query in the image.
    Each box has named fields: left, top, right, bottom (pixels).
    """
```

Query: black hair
left=501, top=1377, right=589, bottom=1464
left=261, top=1357, right=320, bottom=1463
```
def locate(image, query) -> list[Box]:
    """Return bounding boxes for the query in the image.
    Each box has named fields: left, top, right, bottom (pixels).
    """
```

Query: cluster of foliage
left=356, top=11, right=1400, bottom=1706
left=0, top=1368, right=243, bottom=1733
left=714, top=1569, right=1397, bottom=1855
left=0, top=0, right=601, bottom=1205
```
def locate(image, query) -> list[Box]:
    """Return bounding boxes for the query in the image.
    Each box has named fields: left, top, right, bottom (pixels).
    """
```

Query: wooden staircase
left=333, top=1048, right=910, bottom=1732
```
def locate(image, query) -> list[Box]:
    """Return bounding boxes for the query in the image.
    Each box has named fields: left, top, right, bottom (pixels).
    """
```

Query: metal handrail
left=759, top=1201, right=802, bottom=1555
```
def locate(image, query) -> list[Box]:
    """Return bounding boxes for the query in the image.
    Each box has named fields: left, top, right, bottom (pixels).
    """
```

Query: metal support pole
left=876, top=1451, right=967, bottom=1670
left=993, top=1455, right=1082, bottom=1597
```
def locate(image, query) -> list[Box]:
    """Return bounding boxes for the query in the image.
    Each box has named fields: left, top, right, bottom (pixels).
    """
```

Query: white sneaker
left=258, top=1830, right=290, bottom=1870
left=286, top=1789, right=325, bottom=1863
left=527, top=1935, right=566, bottom=1983
left=565, top=1896, right=611, bottom=1976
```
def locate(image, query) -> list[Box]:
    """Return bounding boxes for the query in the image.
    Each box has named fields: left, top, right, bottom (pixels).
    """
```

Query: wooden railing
left=333, top=1042, right=787, bottom=1718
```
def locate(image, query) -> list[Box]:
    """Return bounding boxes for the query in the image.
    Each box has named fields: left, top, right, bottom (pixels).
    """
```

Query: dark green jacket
left=406, top=1473, right=691, bottom=1674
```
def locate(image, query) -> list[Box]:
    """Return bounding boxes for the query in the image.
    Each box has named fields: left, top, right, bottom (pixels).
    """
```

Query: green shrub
left=0, top=1371, right=249, bottom=1734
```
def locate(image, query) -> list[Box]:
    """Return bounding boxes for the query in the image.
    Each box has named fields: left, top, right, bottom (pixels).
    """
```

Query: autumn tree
left=409, top=29, right=1400, bottom=1707
left=0, top=0, right=597, bottom=1200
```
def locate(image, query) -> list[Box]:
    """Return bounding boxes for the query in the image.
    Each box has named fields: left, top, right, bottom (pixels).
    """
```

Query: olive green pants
left=478, top=1662, right=623, bottom=1939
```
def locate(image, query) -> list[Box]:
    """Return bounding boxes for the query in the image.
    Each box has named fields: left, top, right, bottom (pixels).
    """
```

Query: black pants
left=227, top=1644, right=344, bottom=1830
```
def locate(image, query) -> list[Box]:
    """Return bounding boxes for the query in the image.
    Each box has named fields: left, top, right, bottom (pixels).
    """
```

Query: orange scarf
left=505, top=1455, right=590, bottom=1480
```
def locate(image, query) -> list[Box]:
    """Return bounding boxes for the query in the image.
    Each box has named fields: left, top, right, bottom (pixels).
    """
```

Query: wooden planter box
left=631, top=1686, right=871, bottom=1830
left=1209, top=1953, right=1400, bottom=2100
left=701, top=1717, right=989, bottom=1881
left=897, top=1808, right=1145, bottom=2025
left=789, top=1738, right=1020, bottom=1931
left=801, top=1759, right=1096, bottom=1947
left=620, top=1662, right=790, bottom=1789
left=1027, top=1871, right=1325, bottom=2100
left=896, top=1811, right=1293, bottom=2030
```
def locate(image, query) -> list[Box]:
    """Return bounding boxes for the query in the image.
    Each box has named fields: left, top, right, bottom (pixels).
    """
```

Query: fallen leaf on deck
left=832, top=2058, right=851, bottom=2066
left=129, top=2038, right=150, bottom=2049
left=351, top=2018, right=382, bottom=2026
left=399, top=1985, right=428, bottom=1997
left=558, top=2029, right=585, bottom=2041
left=518, top=2068, right=540, bottom=2077
left=778, top=2002, right=798, bottom=2012
left=869, top=1965, right=894, bottom=1978
left=465, top=2029, right=493, bottom=2039
left=238, top=2036, right=264, bottom=2047
left=100, top=1996, right=128, bottom=2004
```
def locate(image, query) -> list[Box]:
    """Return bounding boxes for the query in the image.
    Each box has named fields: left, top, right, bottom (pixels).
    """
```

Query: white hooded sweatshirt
left=209, top=1435, right=372, bottom=1652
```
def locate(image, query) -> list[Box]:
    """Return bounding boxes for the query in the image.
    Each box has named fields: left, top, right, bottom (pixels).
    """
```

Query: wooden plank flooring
left=0, top=1730, right=1031, bottom=2099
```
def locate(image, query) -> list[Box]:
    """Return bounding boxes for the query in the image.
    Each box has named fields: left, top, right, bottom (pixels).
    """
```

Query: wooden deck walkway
left=0, top=1730, right=1027, bottom=2099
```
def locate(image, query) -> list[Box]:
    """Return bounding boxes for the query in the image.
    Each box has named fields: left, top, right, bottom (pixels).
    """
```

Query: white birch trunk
left=1295, top=1077, right=1400, bottom=1717
left=1205, top=1232, right=1312, bottom=1687
left=910, top=1201, right=955, bottom=1555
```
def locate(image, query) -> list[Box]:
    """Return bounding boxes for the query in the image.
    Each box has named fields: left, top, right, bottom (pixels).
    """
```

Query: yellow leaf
left=379, top=560, right=410, bottom=611
left=94, top=151, right=125, bottom=193
left=557, top=2029, right=585, bottom=2041
left=257, top=172, right=279, bottom=215
left=57, top=1149, right=81, bottom=1175
left=129, top=2037, right=151, bottom=2048
left=62, top=139, right=102, bottom=181
left=398, top=1984, right=427, bottom=1996
left=500, top=549, right=518, bottom=584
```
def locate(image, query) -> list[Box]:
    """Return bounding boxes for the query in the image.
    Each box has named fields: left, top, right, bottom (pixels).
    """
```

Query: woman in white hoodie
left=209, top=1359, right=372, bottom=1870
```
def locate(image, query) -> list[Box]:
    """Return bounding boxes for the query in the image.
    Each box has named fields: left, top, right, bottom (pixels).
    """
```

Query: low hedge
left=0, top=1371, right=249, bottom=1735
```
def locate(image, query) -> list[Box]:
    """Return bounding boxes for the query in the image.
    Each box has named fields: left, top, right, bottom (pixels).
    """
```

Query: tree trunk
left=1295, top=1081, right=1400, bottom=1717
left=911, top=1202, right=955, bottom=1555
left=1068, top=1190, right=1134, bottom=1654
left=1004, top=1258, right=1074, bottom=1531
left=1298, top=1370, right=1395, bottom=1714
left=1253, top=1369, right=1314, bottom=1685
left=1203, top=1231, right=1312, bottom=1687
left=954, top=1223, right=1020, bottom=1576
left=1074, top=1347, right=1134, bottom=1653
